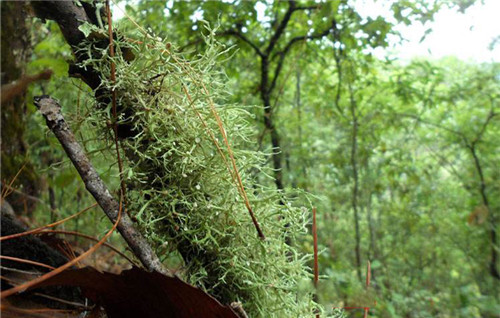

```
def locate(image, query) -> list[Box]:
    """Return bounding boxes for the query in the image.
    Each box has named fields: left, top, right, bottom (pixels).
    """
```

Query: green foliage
left=21, top=1, right=499, bottom=317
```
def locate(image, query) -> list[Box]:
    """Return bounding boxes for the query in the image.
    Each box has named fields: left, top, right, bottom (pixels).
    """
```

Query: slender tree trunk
left=296, top=70, right=303, bottom=147
left=348, top=84, right=362, bottom=282
left=295, top=69, right=308, bottom=185
left=260, top=56, right=284, bottom=191
left=227, top=2, right=335, bottom=193
left=468, top=145, right=499, bottom=280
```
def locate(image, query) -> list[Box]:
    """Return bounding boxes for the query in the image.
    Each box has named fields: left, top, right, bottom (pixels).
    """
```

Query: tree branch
left=393, top=107, right=499, bottom=279
left=33, top=95, right=168, bottom=276
left=31, top=1, right=103, bottom=91
left=348, top=78, right=362, bottom=283
left=471, top=110, right=497, bottom=146
left=269, top=20, right=335, bottom=93
left=221, top=30, right=264, bottom=57
left=295, top=5, right=321, bottom=11
left=1, top=70, right=52, bottom=105
left=265, top=0, right=297, bottom=56
left=332, top=18, right=345, bottom=116
left=465, top=108, right=499, bottom=280
left=393, top=112, right=466, bottom=139
left=32, top=0, right=138, bottom=139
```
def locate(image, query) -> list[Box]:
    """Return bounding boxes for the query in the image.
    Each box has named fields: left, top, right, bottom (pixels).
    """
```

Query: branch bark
left=31, top=0, right=137, bottom=140
left=31, top=1, right=102, bottom=91
left=33, top=95, right=168, bottom=276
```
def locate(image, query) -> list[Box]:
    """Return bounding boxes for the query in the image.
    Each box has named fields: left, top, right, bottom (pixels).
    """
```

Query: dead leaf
left=28, top=266, right=239, bottom=318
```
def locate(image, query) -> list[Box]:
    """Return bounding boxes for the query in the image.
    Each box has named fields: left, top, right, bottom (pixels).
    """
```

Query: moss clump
left=80, top=23, right=317, bottom=317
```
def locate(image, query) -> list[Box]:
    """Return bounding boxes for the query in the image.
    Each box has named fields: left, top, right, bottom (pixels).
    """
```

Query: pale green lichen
left=79, top=22, right=320, bottom=317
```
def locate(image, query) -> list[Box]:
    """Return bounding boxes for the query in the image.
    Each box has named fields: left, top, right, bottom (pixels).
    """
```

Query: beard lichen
left=79, top=24, right=318, bottom=317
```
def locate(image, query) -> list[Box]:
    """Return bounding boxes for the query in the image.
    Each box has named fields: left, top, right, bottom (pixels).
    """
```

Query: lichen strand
left=81, top=28, right=316, bottom=317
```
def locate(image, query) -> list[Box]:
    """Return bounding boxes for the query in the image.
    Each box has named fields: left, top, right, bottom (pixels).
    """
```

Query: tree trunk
left=468, top=145, right=499, bottom=280
left=260, top=56, right=284, bottom=192
left=348, top=84, right=362, bottom=282
left=1, top=1, right=40, bottom=215
left=295, top=69, right=308, bottom=185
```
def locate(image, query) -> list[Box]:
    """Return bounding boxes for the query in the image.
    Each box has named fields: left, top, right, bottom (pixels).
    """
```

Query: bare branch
left=181, top=4, right=320, bottom=55
left=269, top=20, right=335, bottom=93
left=33, top=95, right=169, bottom=276
left=265, top=0, right=297, bottom=56
left=31, top=1, right=103, bottom=91
left=1, top=70, right=52, bottom=105
left=471, top=110, right=497, bottom=146
left=221, top=30, right=264, bottom=57
left=295, top=5, right=321, bottom=11
left=393, top=112, right=466, bottom=139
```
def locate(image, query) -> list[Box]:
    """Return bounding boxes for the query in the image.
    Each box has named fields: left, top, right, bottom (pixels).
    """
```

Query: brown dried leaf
left=29, top=266, right=239, bottom=318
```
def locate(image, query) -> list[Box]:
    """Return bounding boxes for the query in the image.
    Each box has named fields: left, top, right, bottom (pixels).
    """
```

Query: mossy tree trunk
left=1, top=2, right=40, bottom=215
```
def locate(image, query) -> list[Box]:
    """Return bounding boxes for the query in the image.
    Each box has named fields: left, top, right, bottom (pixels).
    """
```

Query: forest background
left=1, top=0, right=499, bottom=317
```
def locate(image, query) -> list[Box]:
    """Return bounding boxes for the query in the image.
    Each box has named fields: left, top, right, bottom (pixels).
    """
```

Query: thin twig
left=221, top=30, right=264, bottom=57
left=32, top=292, right=93, bottom=310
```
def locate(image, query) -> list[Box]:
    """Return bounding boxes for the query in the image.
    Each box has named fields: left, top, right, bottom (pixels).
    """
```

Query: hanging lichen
left=77, top=21, right=319, bottom=317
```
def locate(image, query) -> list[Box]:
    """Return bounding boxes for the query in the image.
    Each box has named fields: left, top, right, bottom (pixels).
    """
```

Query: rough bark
left=31, top=1, right=137, bottom=138
left=1, top=1, right=40, bottom=215
left=31, top=1, right=100, bottom=90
